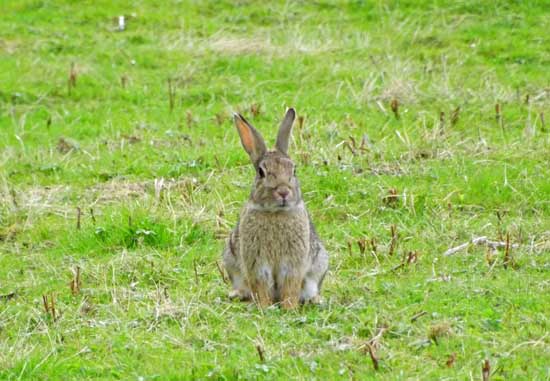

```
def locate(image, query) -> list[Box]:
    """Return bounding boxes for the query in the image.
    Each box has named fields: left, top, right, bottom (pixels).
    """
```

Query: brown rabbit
left=222, top=108, right=329, bottom=309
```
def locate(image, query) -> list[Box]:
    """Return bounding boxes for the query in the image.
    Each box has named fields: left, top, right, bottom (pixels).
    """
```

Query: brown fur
left=239, top=202, right=309, bottom=307
left=223, top=108, right=329, bottom=309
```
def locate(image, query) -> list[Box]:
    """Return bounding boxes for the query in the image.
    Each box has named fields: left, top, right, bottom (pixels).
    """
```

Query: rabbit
left=222, top=108, right=329, bottom=309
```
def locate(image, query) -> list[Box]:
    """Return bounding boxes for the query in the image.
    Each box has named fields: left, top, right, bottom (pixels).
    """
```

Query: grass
left=1, top=0, right=550, bottom=379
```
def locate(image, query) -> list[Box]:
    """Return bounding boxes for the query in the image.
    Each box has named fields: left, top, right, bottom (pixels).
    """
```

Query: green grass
left=1, top=0, right=550, bottom=379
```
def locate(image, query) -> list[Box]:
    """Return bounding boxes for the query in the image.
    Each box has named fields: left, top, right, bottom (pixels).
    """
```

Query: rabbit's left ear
left=275, top=108, right=296, bottom=155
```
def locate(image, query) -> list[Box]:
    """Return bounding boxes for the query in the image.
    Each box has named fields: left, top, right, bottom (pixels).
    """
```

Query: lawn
left=1, top=0, right=550, bottom=379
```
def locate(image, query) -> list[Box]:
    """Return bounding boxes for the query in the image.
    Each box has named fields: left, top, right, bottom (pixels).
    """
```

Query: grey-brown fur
left=222, top=108, right=329, bottom=309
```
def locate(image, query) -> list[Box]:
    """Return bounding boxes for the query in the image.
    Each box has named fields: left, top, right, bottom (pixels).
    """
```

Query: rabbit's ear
left=275, top=108, right=296, bottom=155
left=234, top=113, right=267, bottom=165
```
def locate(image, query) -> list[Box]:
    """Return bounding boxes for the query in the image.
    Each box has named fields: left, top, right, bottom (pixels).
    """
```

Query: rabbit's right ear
left=234, top=113, right=267, bottom=165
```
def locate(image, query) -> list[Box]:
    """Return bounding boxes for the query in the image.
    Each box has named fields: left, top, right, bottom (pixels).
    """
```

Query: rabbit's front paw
left=228, top=289, right=251, bottom=301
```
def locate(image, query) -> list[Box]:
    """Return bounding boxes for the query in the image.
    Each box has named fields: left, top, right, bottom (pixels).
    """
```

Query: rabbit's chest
left=239, top=208, right=310, bottom=265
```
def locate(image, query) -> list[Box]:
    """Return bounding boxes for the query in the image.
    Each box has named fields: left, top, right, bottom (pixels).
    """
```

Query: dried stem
left=76, top=207, right=82, bottom=230
left=68, top=62, right=77, bottom=95
left=256, top=344, right=265, bottom=362
left=446, top=352, right=457, bottom=368
left=503, top=232, right=513, bottom=269
left=42, top=294, right=57, bottom=321
left=482, top=359, right=491, bottom=381
left=10, top=188, right=18, bottom=208
left=250, top=103, right=261, bottom=117
left=42, top=295, right=49, bottom=314
left=357, top=238, right=366, bottom=255
left=443, top=236, right=519, bottom=256
left=370, top=238, right=377, bottom=254
left=362, top=326, right=387, bottom=371
left=450, top=106, right=460, bottom=126
left=167, top=78, right=175, bottom=112
left=411, top=311, right=427, bottom=322
left=50, top=293, right=57, bottom=321
left=70, top=266, right=81, bottom=295
left=390, top=99, right=399, bottom=119
left=297, top=115, right=305, bottom=129
left=366, top=344, right=379, bottom=370
left=90, top=208, right=96, bottom=224
left=389, top=225, right=398, bottom=256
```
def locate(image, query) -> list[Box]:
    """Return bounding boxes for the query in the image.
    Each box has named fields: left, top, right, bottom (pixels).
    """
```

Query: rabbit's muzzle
left=274, top=186, right=291, bottom=206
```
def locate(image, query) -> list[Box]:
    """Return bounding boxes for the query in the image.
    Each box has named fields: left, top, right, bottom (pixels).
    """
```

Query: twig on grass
left=256, top=344, right=265, bottom=362
left=389, top=225, right=398, bottom=256
left=450, top=106, right=460, bottom=126
left=446, top=352, right=457, bottom=367
left=68, top=62, right=77, bottom=95
left=482, top=359, right=491, bottom=381
left=366, top=344, right=379, bottom=370
left=390, top=262, right=404, bottom=272
left=368, top=326, right=387, bottom=347
left=410, top=311, right=427, bottom=322
left=42, top=295, right=49, bottom=314
left=10, top=188, right=18, bottom=208
left=503, top=232, right=514, bottom=269
left=360, top=326, right=387, bottom=371
left=370, top=238, right=377, bottom=254
left=382, top=188, right=399, bottom=207
left=167, top=78, right=175, bottom=112
left=443, top=236, right=519, bottom=256
left=297, top=115, right=305, bottom=129
left=506, top=332, right=549, bottom=355
left=76, top=207, right=82, bottom=230
left=357, top=238, right=366, bottom=255
left=42, top=294, right=57, bottom=321
left=70, top=266, right=81, bottom=295
left=405, top=250, right=419, bottom=264
left=390, top=99, right=399, bottom=119
left=250, top=103, right=261, bottom=117
left=0, top=291, right=16, bottom=301
left=90, top=208, right=96, bottom=224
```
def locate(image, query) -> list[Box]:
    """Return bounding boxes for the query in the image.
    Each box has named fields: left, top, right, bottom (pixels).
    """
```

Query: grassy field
left=1, top=0, right=550, bottom=379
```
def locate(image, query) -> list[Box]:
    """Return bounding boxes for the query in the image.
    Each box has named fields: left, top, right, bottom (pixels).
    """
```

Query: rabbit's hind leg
left=279, top=271, right=302, bottom=310
left=249, top=264, right=275, bottom=308
left=223, top=237, right=251, bottom=301
left=227, top=275, right=251, bottom=301
left=300, top=238, right=329, bottom=304
left=300, top=277, right=321, bottom=304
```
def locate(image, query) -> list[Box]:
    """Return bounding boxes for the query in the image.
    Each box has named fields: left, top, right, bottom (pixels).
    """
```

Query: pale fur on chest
left=238, top=203, right=310, bottom=277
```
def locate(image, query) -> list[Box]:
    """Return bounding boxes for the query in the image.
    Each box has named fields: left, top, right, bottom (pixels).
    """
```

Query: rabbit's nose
left=277, top=189, right=290, bottom=200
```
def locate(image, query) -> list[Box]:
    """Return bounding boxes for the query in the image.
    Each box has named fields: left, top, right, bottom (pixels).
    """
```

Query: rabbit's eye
left=258, top=167, right=266, bottom=178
